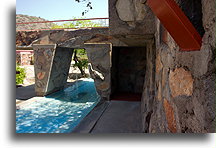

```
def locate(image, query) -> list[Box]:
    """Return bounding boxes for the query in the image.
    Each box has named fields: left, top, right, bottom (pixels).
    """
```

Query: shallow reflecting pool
left=16, top=78, right=100, bottom=133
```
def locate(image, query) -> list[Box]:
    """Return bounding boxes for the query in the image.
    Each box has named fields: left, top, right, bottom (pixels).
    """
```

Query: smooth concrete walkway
left=74, top=101, right=142, bottom=133
left=91, top=101, right=142, bottom=133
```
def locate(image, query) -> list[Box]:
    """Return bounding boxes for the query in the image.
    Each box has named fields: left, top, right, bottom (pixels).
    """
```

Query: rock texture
left=109, top=0, right=155, bottom=44
left=115, top=0, right=146, bottom=27
left=33, top=44, right=73, bottom=96
left=169, top=68, right=194, bottom=98
left=141, top=0, right=215, bottom=133
left=16, top=14, right=54, bottom=31
left=33, top=44, right=56, bottom=96
left=85, top=44, right=112, bottom=100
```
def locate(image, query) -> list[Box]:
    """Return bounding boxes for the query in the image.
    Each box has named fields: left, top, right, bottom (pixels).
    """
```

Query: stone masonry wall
left=141, top=0, right=215, bottom=133
left=109, top=0, right=155, bottom=36
left=33, top=44, right=73, bottom=96
left=85, top=44, right=112, bottom=101
left=47, top=47, right=73, bottom=94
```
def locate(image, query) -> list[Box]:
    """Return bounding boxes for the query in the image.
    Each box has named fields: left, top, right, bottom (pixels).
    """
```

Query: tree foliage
left=74, top=0, right=93, bottom=16
left=51, top=17, right=103, bottom=29
left=16, top=65, right=26, bottom=85
left=73, top=49, right=88, bottom=77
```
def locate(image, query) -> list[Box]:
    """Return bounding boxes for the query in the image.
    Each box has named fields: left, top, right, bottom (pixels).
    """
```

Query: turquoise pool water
left=16, top=79, right=100, bottom=133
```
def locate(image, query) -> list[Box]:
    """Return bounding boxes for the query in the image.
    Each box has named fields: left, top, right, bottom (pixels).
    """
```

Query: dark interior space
left=176, top=0, right=205, bottom=37
left=111, top=46, right=146, bottom=101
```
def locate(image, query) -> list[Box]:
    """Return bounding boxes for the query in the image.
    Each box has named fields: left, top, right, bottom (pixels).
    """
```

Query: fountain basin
left=16, top=78, right=100, bottom=133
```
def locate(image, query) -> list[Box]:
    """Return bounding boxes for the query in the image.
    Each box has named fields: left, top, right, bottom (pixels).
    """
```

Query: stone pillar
left=85, top=44, right=112, bottom=101
left=33, top=44, right=73, bottom=96
left=141, top=41, right=156, bottom=132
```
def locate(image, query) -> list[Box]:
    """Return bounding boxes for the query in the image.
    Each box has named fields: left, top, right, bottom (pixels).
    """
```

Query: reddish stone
left=163, top=99, right=177, bottom=133
left=37, top=72, right=46, bottom=80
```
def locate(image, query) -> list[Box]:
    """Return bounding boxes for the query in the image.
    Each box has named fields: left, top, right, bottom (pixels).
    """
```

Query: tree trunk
left=73, top=50, right=85, bottom=76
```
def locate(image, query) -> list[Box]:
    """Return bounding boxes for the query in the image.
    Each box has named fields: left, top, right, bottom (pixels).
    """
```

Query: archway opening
left=110, top=46, right=146, bottom=101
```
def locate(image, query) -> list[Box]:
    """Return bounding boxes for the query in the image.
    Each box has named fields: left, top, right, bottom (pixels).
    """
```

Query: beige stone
left=116, top=0, right=135, bottom=22
left=169, top=67, right=194, bottom=98
left=97, top=82, right=110, bottom=91
left=116, top=0, right=146, bottom=26
left=157, top=83, right=162, bottom=101
left=156, top=54, right=163, bottom=74
left=161, top=68, right=167, bottom=89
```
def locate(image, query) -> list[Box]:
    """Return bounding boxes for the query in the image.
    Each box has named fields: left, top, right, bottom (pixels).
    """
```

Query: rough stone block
left=169, top=67, right=194, bottom=98
left=163, top=99, right=177, bottom=133
left=85, top=44, right=112, bottom=100
left=156, top=54, right=163, bottom=74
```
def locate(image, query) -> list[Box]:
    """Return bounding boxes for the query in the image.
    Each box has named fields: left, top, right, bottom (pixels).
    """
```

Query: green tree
left=73, top=49, right=88, bottom=77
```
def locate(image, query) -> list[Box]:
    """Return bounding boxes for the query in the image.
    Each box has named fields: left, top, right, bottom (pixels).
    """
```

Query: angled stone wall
left=47, top=47, right=73, bottom=94
left=33, top=44, right=73, bottom=96
left=85, top=44, right=112, bottom=101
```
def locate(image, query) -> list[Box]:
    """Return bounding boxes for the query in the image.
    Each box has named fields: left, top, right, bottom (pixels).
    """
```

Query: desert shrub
left=16, top=65, right=26, bottom=85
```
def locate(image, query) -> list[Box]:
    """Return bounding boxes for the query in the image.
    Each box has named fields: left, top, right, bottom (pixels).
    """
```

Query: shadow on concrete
left=16, top=84, right=36, bottom=100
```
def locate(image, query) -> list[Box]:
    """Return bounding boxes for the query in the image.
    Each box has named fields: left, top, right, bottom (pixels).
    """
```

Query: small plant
left=16, top=65, right=26, bottom=85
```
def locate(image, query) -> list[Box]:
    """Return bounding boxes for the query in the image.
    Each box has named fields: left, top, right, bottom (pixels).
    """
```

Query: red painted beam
left=147, top=0, right=202, bottom=51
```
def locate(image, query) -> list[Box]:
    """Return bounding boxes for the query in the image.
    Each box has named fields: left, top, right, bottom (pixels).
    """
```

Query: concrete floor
left=91, top=101, right=142, bottom=133
left=73, top=101, right=142, bottom=133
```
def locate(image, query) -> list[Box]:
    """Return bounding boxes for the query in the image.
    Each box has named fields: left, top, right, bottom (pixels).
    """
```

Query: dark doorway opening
left=110, top=46, right=146, bottom=101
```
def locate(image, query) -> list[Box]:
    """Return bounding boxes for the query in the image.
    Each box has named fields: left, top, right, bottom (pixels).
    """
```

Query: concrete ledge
left=72, top=100, right=109, bottom=133
left=16, top=84, right=36, bottom=100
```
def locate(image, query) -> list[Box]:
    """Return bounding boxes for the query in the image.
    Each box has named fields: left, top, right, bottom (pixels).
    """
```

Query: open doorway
left=110, top=46, right=146, bottom=101
left=68, top=48, right=90, bottom=82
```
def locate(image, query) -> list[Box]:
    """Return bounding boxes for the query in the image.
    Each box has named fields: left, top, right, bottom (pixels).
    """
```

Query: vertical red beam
left=147, top=0, right=202, bottom=51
